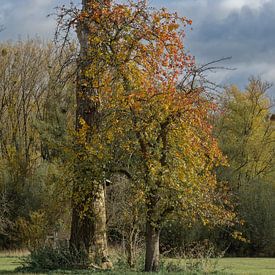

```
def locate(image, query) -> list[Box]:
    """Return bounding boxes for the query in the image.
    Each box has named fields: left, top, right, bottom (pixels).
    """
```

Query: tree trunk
left=126, top=229, right=135, bottom=268
left=126, top=226, right=139, bottom=268
left=93, top=184, right=109, bottom=265
left=69, top=0, right=111, bottom=268
left=70, top=195, right=94, bottom=253
left=145, top=221, right=160, bottom=272
left=126, top=241, right=134, bottom=268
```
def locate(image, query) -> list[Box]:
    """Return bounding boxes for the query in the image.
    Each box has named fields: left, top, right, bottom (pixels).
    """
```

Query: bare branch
left=177, top=57, right=236, bottom=97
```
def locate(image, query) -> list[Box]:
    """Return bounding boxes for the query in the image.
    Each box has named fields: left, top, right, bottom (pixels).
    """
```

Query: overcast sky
left=0, top=0, right=275, bottom=91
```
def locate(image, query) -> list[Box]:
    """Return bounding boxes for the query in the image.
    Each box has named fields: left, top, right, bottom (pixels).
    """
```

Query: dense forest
left=0, top=0, right=275, bottom=272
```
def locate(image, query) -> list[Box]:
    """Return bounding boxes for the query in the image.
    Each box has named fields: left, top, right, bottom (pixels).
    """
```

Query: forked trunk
left=145, top=221, right=160, bottom=272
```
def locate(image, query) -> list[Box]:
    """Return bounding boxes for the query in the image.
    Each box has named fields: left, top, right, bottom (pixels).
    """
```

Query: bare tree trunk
left=145, top=221, right=160, bottom=272
left=70, top=0, right=111, bottom=268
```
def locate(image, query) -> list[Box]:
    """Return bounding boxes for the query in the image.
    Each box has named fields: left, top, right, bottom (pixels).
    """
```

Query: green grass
left=217, top=258, right=275, bottom=274
left=1, top=254, right=275, bottom=274
left=0, top=256, right=21, bottom=272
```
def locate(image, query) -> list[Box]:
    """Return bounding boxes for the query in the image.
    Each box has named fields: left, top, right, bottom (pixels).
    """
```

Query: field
left=217, top=258, right=275, bottom=274
left=1, top=254, right=275, bottom=275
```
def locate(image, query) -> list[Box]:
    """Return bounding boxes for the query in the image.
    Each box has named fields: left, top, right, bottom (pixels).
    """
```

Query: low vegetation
left=1, top=252, right=275, bottom=274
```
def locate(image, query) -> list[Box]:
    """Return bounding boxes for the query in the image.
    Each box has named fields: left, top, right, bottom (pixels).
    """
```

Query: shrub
left=17, top=243, right=89, bottom=272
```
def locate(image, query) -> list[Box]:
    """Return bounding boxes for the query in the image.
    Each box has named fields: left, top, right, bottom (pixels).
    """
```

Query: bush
left=17, top=243, right=89, bottom=272
left=160, top=220, right=213, bottom=256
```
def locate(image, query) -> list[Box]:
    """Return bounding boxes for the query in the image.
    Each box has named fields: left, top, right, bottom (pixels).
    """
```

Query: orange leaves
left=73, top=0, right=235, bottom=227
left=168, top=23, right=180, bottom=32
left=78, top=11, right=89, bottom=21
left=77, top=0, right=194, bottom=87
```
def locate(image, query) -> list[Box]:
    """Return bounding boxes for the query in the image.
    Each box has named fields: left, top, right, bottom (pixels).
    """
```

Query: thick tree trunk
left=70, top=200, right=94, bottom=253
left=70, top=0, right=111, bottom=268
left=70, top=186, right=109, bottom=267
left=145, top=221, right=160, bottom=272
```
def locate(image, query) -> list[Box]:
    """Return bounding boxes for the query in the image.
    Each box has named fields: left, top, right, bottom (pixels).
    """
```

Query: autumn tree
left=103, top=52, right=236, bottom=271
left=60, top=0, right=236, bottom=271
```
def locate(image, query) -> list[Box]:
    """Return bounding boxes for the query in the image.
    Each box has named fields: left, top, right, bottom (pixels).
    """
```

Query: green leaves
left=216, top=78, right=275, bottom=187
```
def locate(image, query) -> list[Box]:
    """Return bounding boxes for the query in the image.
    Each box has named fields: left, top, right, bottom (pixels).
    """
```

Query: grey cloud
left=0, top=0, right=274, bottom=90
left=178, top=0, right=275, bottom=88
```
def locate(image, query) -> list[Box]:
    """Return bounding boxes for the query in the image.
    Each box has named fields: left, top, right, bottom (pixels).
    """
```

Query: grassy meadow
left=217, top=258, right=275, bottom=274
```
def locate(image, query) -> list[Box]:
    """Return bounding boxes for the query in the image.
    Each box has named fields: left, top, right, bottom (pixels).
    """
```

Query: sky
left=0, top=0, right=275, bottom=92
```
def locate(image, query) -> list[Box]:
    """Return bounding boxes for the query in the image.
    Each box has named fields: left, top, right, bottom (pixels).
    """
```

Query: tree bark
left=69, top=0, right=110, bottom=267
left=126, top=227, right=138, bottom=268
left=70, top=201, right=94, bottom=253
left=145, top=221, right=160, bottom=272
left=93, top=184, right=109, bottom=265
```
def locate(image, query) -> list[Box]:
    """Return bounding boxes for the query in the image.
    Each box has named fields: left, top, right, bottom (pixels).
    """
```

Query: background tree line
left=0, top=40, right=75, bottom=249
